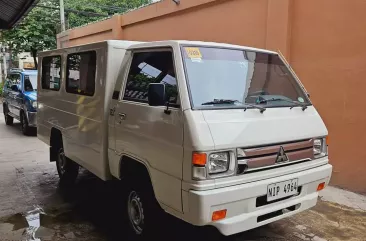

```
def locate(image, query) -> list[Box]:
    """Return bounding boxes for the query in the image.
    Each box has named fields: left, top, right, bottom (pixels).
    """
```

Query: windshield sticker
left=185, top=47, right=202, bottom=59
left=298, top=97, right=305, bottom=103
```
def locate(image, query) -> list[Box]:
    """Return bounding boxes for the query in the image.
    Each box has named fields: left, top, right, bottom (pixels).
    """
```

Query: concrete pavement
left=0, top=104, right=365, bottom=241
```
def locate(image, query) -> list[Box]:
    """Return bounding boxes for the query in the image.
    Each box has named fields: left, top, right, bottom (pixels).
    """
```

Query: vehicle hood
left=201, top=106, right=327, bottom=150
left=23, top=91, right=37, bottom=101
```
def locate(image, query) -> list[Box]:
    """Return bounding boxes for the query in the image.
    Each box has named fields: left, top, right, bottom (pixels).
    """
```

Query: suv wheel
left=20, top=111, right=31, bottom=135
left=55, top=138, right=79, bottom=185
left=3, top=105, right=13, bottom=125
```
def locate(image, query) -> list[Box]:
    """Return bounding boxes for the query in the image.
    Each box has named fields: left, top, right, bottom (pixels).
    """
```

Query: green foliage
left=66, top=0, right=151, bottom=29
left=0, top=0, right=58, bottom=68
left=0, top=81, right=4, bottom=97
left=0, top=0, right=152, bottom=67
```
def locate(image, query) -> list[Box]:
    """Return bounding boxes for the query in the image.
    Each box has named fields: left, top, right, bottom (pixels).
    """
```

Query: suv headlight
left=32, top=101, right=37, bottom=109
left=313, top=137, right=327, bottom=158
left=208, top=152, right=229, bottom=174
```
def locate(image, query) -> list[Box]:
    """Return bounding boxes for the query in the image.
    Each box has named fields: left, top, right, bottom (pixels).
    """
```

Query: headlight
left=208, top=152, right=229, bottom=174
left=313, top=137, right=327, bottom=158
left=32, top=101, right=37, bottom=109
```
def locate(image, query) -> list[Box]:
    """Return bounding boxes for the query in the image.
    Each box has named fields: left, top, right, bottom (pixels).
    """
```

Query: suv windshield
left=24, top=75, right=38, bottom=91
left=181, top=46, right=310, bottom=109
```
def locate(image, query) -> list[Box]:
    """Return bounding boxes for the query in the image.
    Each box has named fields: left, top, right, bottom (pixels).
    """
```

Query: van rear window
left=41, top=56, right=61, bottom=91
left=66, top=51, right=96, bottom=96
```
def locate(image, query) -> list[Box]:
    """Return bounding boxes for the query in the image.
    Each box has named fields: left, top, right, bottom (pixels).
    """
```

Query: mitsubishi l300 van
left=37, top=40, right=332, bottom=239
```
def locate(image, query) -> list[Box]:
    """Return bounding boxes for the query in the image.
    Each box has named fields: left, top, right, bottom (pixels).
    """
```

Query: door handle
left=117, top=113, right=126, bottom=124
left=118, top=113, right=126, bottom=120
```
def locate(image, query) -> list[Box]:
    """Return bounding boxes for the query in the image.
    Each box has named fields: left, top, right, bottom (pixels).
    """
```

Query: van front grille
left=237, top=139, right=314, bottom=175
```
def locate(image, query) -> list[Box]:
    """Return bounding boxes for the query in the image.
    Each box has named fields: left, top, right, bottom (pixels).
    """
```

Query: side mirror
left=148, top=83, right=166, bottom=106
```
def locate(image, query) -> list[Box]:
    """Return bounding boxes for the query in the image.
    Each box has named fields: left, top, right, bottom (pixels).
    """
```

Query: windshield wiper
left=201, top=99, right=266, bottom=113
left=259, top=98, right=308, bottom=111
left=243, top=103, right=266, bottom=113
left=201, top=99, right=237, bottom=105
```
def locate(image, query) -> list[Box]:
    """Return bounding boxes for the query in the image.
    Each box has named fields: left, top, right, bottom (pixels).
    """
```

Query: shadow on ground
left=1, top=169, right=365, bottom=241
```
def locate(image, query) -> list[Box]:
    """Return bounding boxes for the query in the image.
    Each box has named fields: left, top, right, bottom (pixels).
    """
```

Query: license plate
left=267, top=179, right=299, bottom=202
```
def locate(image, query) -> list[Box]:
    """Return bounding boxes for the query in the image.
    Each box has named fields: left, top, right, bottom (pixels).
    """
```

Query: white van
left=37, top=40, right=332, bottom=238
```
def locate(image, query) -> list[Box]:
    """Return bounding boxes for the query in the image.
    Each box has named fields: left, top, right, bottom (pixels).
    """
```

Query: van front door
left=114, top=49, right=184, bottom=212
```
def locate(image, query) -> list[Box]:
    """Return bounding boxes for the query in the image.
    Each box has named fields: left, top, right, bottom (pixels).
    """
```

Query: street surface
left=0, top=104, right=365, bottom=241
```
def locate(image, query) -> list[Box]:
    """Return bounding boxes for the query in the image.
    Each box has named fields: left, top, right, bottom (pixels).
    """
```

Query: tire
left=20, top=111, right=32, bottom=135
left=3, top=105, right=13, bottom=125
left=123, top=174, right=162, bottom=240
left=54, top=136, right=79, bottom=185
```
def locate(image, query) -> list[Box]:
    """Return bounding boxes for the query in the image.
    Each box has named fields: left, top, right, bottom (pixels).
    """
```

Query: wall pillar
left=111, top=15, right=123, bottom=40
left=265, top=0, right=293, bottom=60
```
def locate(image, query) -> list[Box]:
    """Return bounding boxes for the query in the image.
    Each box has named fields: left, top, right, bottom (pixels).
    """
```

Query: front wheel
left=3, top=106, right=13, bottom=125
left=20, top=111, right=31, bottom=135
left=123, top=177, right=163, bottom=240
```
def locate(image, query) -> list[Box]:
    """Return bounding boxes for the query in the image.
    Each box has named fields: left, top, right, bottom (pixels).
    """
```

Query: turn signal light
left=317, top=182, right=326, bottom=191
left=212, top=209, right=227, bottom=221
left=192, top=153, right=207, bottom=166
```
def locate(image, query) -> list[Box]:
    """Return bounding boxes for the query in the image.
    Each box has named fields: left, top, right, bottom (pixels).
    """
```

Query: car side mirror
left=148, top=83, right=166, bottom=106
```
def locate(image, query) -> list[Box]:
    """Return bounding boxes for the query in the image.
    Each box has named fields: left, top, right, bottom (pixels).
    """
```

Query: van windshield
left=181, top=46, right=310, bottom=109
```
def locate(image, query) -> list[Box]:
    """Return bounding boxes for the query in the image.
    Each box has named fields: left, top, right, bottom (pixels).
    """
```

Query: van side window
left=42, top=56, right=61, bottom=91
left=66, top=51, right=96, bottom=96
left=123, top=51, right=179, bottom=107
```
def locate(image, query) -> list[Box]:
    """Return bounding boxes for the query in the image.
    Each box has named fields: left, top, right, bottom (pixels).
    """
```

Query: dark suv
left=2, top=69, right=38, bottom=135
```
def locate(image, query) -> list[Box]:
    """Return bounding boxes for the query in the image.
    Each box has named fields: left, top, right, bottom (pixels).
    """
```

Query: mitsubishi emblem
left=276, top=146, right=289, bottom=163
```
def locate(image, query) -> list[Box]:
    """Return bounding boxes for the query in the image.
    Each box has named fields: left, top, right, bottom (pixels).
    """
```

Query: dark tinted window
left=24, top=75, right=38, bottom=91
left=66, top=51, right=96, bottom=96
left=42, top=56, right=61, bottom=91
left=123, top=51, right=179, bottom=106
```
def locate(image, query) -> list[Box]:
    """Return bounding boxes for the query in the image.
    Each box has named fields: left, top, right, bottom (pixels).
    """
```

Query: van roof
left=173, top=40, right=277, bottom=54
left=39, top=40, right=277, bottom=56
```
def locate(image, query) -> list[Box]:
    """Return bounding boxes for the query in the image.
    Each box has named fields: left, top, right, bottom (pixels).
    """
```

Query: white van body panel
left=38, top=41, right=143, bottom=180
left=201, top=106, right=327, bottom=150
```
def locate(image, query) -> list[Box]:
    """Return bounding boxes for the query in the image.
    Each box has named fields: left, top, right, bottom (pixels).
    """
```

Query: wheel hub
left=128, top=191, right=144, bottom=234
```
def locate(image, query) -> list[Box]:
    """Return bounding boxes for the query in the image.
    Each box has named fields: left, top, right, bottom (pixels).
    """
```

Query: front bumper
left=26, top=111, right=37, bottom=127
left=186, top=163, right=332, bottom=236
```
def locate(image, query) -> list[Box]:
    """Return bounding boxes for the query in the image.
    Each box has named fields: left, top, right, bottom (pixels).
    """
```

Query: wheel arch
left=50, top=127, right=63, bottom=162
left=119, top=155, right=162, bottom=207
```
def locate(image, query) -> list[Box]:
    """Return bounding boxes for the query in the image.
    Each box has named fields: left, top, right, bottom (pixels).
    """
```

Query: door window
left=123, top=51, right=179, bottom=107
left=66, top=51, right=96, bottom=96
left=42, top=56, right=61, bottom=91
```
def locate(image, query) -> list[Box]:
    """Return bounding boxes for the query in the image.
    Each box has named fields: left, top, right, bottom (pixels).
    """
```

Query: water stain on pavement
left=0, top=205, right=104, bottom=241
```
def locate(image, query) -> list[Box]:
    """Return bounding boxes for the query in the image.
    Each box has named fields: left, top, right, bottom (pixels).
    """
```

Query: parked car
left=2, top=69, right=38, bottom=135
left=37, top=40, right=332, bottom=239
